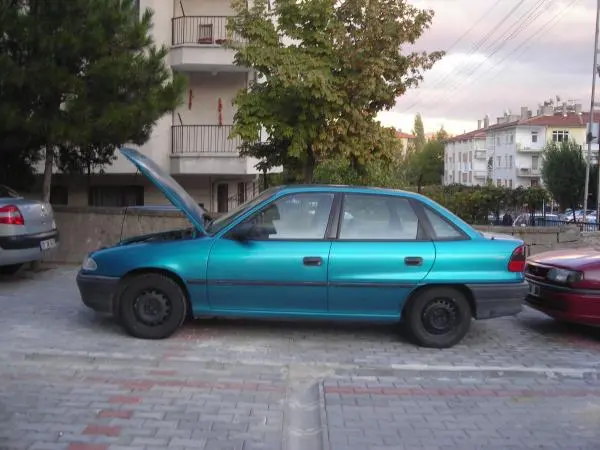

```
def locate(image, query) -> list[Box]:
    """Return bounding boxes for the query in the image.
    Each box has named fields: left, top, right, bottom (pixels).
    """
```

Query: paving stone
left=3, top=268, right=600, bottom=450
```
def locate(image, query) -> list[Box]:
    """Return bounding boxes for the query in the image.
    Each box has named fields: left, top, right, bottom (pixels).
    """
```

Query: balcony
left=516, top=143, right=543, bottom=153
left=517, top=167, right=541, bottom=177
left=170, top=16, right=248, bottom=72
left=171, top=124, right=255, bottom=175
left=473, top=170, right=487, bottom=178
left=473, top=150, right=486, bottom=159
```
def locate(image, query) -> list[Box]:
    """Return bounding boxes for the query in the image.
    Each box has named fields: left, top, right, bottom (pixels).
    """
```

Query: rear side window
left=423, top=207, right=465, bottom=240
left=339, top=194, right=422, bottom=240
left=0, top=185, right=20, bottom=198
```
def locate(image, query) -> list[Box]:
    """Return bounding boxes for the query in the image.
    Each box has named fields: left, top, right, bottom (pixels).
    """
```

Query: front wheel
left=116, top=273, right=187, bottom=340
left=403, top=287, right=472, bottom=349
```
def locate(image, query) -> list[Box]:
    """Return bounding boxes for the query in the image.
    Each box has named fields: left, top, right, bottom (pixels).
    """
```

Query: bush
left=408, top=184, right=549, bottom=223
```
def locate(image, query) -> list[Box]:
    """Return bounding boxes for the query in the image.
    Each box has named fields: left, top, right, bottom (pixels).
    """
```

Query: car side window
left=422, top=206, right=464, bottom=240
left=339, top=194, right=420, bottom=240
left=242, top=193, right=335, bottom=240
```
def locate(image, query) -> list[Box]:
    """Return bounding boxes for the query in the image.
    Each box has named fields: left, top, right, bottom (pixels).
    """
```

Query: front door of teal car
left=327, top=193, right=436, bottom=318
left=206, top=191, right=336, bottom=314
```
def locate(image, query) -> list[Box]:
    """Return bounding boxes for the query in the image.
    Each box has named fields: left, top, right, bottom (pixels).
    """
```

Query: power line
left=427, top=0, right=556, bottom=115
left=434, top=0, right=574, bottom=117
left=399, top=0, right=527, bottom=112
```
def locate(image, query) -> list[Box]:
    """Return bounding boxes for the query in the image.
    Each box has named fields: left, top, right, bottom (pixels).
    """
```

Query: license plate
left=40, top=238, right=56, bottom=251
left=529, top=283, right=541, bottom=297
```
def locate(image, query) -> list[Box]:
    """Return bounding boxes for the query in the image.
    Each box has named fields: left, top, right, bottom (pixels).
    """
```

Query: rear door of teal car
left=206, top=191, right=336, bottom=314
left=327, top=193, right=436, bottom=317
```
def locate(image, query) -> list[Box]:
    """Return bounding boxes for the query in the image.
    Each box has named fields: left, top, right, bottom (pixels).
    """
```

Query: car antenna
left=119, top=167, right=142, bottom=243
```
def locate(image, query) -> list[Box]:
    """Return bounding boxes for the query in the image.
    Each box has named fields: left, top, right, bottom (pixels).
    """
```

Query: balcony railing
left=171, top=125, right=242, bottom=154
left=171, top=16, right=244, bottom=46
left=516, top=167, right=541, bottom=177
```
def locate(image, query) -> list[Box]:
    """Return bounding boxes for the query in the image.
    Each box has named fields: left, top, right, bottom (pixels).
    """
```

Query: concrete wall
left=44, top=208, right=600, bottom=264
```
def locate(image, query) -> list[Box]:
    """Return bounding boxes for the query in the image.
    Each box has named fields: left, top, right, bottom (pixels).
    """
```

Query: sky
left=376, top=0, right=598, bottom=135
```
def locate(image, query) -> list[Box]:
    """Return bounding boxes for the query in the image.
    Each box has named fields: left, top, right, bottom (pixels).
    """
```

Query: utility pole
left=584, top=0, right=600, bottom=223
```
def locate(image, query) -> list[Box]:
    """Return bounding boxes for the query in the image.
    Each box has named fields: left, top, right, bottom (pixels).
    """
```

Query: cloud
left=382, top=0, right=598, bottom=133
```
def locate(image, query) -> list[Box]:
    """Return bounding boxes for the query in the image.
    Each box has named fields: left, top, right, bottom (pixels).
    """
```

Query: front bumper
left=76, top=271, right=119, bottom=314
left=467, top=281, right=528, bottom=319
left=525, top=279, right=600, bottom=326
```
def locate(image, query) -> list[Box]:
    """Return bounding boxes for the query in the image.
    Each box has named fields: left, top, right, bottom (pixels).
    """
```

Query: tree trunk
left=41, top=145, right=54, bottom=202
left=303, top=149, right=315, bottom=184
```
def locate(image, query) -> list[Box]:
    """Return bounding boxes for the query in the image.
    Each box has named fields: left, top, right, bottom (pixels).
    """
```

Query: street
left=1, top=267, right=600, bottom=450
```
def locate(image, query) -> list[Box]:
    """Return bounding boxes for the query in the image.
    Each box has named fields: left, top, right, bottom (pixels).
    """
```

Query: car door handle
left=404, top=256, right=423, bottom=266
left=303, top=256, right=323, bottom=266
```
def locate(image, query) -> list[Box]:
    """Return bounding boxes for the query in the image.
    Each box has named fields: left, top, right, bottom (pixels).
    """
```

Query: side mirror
left=229, top=222, right=277, bottom=241
left=229, top=222, right=255, bottom=241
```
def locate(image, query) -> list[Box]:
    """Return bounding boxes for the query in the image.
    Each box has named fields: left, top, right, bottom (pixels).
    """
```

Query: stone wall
left=44, top=206, right=191, bottom=264
left=44, top=207, right=600, bottom=264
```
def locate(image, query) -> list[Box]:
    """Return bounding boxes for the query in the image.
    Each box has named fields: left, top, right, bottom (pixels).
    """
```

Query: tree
left=227, top=0, right=443, bottom=183
left=541, top=140, right=586, bottom=214
left=434, top=126, right=448, bottom=142
left=405, top=138, right=444, bottom=191
left=1, top=0, right=185, bottom=201
left=410, top=113, right=426, bottom=153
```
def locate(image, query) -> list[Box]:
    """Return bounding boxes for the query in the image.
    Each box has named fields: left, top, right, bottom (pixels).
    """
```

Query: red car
left=525, top=249, right=600, bottom=326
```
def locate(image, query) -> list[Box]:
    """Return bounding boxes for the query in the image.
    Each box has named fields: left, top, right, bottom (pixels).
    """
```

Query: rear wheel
left=116, top=273, right=187, bottom=340
left=0, top=264, right=23, bottom=276
left=403, top=287, right=472, bottom=349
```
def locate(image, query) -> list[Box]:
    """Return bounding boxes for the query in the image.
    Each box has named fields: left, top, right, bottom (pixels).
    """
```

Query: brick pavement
left=1, top=267, right=600, bottom=449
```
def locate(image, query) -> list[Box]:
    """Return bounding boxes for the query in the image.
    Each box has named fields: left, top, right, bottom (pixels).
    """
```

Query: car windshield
left=0, top=184, right=21, bottom=198
left=206, top=187, right=279, bottom=235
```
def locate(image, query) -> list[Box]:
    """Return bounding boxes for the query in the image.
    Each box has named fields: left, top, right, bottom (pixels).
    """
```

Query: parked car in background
left=76, top=147, right=529, bottom=349
left=513, top=213, right=561, bottom=227
left=525, top=248, right=600, bottom=326
left=0, top=185, right=59, bottom=275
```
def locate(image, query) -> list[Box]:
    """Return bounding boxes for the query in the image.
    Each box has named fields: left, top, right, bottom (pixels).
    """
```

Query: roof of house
left=396, top=131, right=416, bottom=139
left=444, top=111, right=599, bottom=144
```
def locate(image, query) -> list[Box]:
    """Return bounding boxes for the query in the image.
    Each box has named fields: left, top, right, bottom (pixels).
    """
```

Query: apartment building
left=444, top=103, right=600, bottom=188
left=443, top=125, right=487, bottom=186
left=49, top=0, right=279, bottom=213
left=395, top=130, right=416, bottom=156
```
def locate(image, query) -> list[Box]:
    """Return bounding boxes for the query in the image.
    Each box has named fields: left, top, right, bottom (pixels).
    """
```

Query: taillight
left=508, top=244, right=526, bottom=272
left=0, top=204, right=25, bottom=225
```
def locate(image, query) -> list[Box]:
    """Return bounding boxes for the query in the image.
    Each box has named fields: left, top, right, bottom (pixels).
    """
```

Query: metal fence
left=171, top=125, right=242, bottom=154
left=478, top=217, right=600, bottom=232
left=171, top=16, right=244, bottom=46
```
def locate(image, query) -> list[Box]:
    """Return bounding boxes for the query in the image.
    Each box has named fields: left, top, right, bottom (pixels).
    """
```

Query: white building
left=444, top=103, right=600, bottom=189
left=49, top=0, right=280, bottom=213
left=443, top=126, right=487, bottom=186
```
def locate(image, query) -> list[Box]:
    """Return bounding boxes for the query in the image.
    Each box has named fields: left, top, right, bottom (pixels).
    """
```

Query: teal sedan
left=76, top=147, right=528, bottom=349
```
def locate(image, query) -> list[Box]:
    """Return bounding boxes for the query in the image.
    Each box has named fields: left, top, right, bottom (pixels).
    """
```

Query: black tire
left=0, top=264, right=23, bottom=276
left=403, top=287, right=472, bottom=349
left=116, top=273, right=187, bottom=340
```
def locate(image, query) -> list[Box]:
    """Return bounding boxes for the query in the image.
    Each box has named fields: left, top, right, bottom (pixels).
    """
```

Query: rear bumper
left=525, top=279, right=600, bottom=326
left=0, top=229, right=59, bottom=265
left=0, top=229, right=59, bottom=250
left=467, top=281, right=528, bottom=319
left=76, top=271, right=119, bottom=314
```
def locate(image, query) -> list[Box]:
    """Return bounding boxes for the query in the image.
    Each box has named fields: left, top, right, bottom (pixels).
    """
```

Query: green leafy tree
left=1, top=0, right=185, bottom=201
left=409, top=113, right=426, bottom=153
left=405, top=139, right=444, bottom=191
left=227, top=0, right=443, bottom=183
left=541, top=140, right=586, bottom=214
left=434, top=126, right=448, bottom=142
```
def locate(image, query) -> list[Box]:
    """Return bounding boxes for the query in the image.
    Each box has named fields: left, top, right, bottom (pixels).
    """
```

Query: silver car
left=0, top=185, right=59, bottom=275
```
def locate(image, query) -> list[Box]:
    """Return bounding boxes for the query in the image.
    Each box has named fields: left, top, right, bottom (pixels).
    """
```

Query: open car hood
left=119, top=147, right=207, bottom=234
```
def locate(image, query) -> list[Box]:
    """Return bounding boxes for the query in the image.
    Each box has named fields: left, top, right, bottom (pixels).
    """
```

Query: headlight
left=546, top=268, right=583, bottom=284
left=81, top=256, right=97, bottom=271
